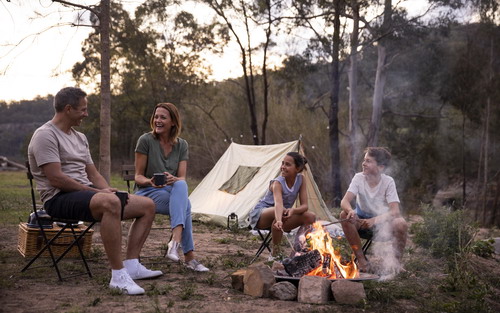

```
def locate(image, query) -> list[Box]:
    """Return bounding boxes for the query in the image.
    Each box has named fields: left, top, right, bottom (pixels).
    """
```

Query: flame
left=304, top=222, right=359, bottom=279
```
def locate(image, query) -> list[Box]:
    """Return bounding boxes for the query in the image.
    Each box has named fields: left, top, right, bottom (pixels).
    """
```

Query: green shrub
left=410, top=205, right=477, bottom=258
left=470, top=238, right=495, bottom=258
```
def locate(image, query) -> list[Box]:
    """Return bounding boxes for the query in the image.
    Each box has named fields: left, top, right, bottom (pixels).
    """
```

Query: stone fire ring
left=275, top=272, right=379, bottom=283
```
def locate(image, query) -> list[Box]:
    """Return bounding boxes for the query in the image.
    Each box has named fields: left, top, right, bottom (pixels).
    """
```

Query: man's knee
left=93, top=193, right=122, bottom=217
left=135, top=195, right=156, bottom=215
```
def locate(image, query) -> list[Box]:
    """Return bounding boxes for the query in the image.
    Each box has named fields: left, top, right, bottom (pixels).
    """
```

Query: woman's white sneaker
left=166, top=240, right=181, bottom=262
left=185, top=259, right=209, bottom=272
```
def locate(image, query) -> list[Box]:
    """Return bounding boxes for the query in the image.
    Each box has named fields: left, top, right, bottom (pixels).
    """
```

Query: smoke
left=370, top=221, right=404, bottom=281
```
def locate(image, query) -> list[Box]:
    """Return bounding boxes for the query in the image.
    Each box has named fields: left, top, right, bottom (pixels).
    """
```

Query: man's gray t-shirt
left=134, top=133, right=188, bottom=188
left=28, top=121, right=93, bottom=203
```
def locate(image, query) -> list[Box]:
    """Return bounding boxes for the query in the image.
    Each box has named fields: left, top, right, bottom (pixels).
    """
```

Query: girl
left=249, top=152, right=316, bottom=259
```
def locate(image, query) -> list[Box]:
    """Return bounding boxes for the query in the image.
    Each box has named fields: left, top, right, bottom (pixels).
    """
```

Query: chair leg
left=21, top=222, right=95, bottom=281
left=250, top=230, right=272, bottom=264
left=54, top=222, right=95, bottom=278
left=21, top=226, right=67, bottom=281
left=361, top=238, right=372, bottom=258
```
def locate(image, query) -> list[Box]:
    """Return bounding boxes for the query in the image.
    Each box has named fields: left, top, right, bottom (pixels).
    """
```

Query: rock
left=271, top=261, right=285, bottom=271
left=331, top=280, right=366, bottom=304
left=243, top=263, right=276, bottom=297
left=297, top=275, right=331, bottom=304
left=269, top=281, right=297, bottom=301
left=231, top=269, right=247, bottom=291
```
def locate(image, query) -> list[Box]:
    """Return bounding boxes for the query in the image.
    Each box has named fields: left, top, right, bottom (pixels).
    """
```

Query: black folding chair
left=358, top=228, right=374, bottom=258
left=250, top=228, right=272, bottom=263
left=21, top=161, right=96, bottom=281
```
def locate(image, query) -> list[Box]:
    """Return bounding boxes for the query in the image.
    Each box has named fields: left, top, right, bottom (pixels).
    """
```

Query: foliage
left=437, top=252, right=492, bottom=312
left=410, top=205, right=477, bottom=258
left=470, top=238, right=496, bottom=258
left=1, top=2, right=499, bottom=225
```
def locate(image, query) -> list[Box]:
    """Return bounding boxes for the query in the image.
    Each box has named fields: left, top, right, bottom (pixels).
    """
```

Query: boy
left=340, top=147, right=407, bottom=272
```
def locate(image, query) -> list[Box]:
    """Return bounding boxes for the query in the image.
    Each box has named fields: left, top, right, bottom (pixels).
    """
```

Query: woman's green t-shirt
left=135, top=133, right=188, bottom=188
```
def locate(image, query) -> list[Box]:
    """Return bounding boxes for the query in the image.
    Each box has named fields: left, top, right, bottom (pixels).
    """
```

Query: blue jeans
left=135, top=180, right=194, bottom=254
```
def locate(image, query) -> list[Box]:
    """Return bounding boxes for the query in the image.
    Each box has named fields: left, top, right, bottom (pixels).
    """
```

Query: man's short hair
left=365, top=147, right=391, bottom=167
left=54, top=87, right=87, bottom=112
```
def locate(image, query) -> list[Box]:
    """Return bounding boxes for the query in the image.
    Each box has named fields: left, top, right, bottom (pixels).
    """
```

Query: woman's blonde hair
left=150, top=103, right=182, bottom=143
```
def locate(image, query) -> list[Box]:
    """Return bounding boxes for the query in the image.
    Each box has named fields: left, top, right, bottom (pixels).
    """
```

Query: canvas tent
left=190, top=140, right=336, bottom=228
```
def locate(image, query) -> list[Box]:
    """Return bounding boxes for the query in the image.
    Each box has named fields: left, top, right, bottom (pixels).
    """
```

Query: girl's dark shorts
left=44, top=190, right=97, bottom=222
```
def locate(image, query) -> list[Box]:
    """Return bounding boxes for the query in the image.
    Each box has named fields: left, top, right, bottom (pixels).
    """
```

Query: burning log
left=282, top=249, right=322, bottom=277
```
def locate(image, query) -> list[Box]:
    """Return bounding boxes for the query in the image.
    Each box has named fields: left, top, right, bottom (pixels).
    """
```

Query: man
left=340, top=147, right=407, bottom=272
left=28, top=87, right=162, bottom=295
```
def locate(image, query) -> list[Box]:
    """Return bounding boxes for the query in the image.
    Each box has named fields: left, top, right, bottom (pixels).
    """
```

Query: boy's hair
left=287, top=151, right=308, bottom=172
left=150, top=103, right=182, bottom=143
left=364, top=147, right=391, bottom=167
left=54, top=87, right=87, bottom=112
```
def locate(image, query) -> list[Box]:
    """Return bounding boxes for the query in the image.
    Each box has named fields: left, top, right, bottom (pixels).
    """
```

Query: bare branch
left=190, top=102, right=230, bottom=141
left=51, top=0, right=99, bottom=18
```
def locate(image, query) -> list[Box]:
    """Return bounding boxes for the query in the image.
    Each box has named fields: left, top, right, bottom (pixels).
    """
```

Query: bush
left=410, top=205, right=477, bottom=258
left=470, top=238, right=495, bottom=258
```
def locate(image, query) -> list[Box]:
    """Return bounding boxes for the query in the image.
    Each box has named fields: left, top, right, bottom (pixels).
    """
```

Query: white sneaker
left=166, top=240, right=181, bottom=262
left=185, top=259, right=209, bottom=272
left=126, top=262, right=163, bottom=280
left=267, top=255, right=276, bottom=262
left=109, top=270, right=145, bottom=295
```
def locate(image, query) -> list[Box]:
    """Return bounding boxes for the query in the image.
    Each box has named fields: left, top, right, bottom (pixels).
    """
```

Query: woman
left=249, top=152, right=316, bottom=259
left=134, top=103, right=208, bottom=272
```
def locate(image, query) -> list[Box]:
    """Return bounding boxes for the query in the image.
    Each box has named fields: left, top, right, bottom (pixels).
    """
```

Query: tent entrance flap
left=219, top=166, right=261, bottom=195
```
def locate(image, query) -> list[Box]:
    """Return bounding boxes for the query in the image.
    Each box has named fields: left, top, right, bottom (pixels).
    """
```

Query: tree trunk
left=482, top=37, right=493, bottom=225
left=329, top=0, right=343, bottom=207
left=347, top=0, right=361, bottom=176
left=260, top=0, right=272, bottom=145
left=367, top=0, right=391, bottom=147
left=99, top=0, right=111, bottom=182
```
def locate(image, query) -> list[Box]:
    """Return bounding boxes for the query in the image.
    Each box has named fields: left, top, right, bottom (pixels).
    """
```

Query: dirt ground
left=1, top=217, right=499, bottom=313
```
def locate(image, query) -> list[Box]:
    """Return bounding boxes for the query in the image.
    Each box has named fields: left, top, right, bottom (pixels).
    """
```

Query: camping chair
left=250, top=228, right=272, bottom=264
left=359, top=228, right=373, bottom=257
left=122, top=164, right=136, bottom=193
left=21, top=161, right=96, bottom=281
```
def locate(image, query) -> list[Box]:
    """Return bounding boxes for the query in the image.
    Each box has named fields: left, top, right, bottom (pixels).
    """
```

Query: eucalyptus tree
left=290, top=0, right=353, bottom=205
left=200, top=0, right=283, bottom=145
left=52, top=0, right=112, bottom=181
left=72, top=1, right=227, bottom=162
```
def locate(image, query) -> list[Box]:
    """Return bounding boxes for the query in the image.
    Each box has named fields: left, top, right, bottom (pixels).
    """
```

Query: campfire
left=281, top=222, right=359, bottom=279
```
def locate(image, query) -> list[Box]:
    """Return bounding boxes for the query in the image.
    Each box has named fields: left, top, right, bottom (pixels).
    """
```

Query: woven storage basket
left=17, top=222, right=94, bottom=258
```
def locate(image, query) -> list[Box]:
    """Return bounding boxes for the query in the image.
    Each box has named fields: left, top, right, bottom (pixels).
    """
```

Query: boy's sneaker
left=185, top=259, right=209, bottom=272
left=166, top=240, right=181, bottom=262
left=126, top=261, right=163, bottom=280
left=109, top=270, right=145, bottom=295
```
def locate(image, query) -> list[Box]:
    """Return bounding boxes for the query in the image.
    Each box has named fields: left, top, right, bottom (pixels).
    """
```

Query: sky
left=0, top=0, right=244, bottom=103
left=0, top=0, right=431, bottom=103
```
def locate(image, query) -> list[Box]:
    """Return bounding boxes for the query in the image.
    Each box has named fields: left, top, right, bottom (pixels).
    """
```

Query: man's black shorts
left=44, top=190, right=97, bottom=222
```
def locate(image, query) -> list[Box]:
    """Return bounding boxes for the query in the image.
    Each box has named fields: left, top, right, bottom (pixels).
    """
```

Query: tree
left=202, top=0, right=280, bottom=145
left=366, top=0, right=392, bottom=147
left=71, top=1, right=227, bottom=163
left=53, top=0, right=112, bottom=182
left=291, top=0, right=347, bottom=205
